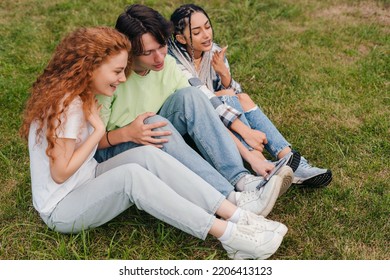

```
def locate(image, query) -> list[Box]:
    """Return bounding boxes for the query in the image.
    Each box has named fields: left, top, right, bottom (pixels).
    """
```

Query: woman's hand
left=87, top=100, right=105, bottom=135
left=50, top=100, right=106, bottom=184
left=211, top=46, right=230, bottom=78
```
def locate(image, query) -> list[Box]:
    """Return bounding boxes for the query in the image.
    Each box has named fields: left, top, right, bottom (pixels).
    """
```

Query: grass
left=0, top=0, right=389, bottom=260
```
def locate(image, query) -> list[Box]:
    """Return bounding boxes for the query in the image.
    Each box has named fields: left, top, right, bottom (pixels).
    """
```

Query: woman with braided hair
left=168, top=4, right=332, bottom=188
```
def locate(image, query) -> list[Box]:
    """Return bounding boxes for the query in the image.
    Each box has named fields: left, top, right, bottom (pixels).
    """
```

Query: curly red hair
left=20, top=26, right=131, bottom=157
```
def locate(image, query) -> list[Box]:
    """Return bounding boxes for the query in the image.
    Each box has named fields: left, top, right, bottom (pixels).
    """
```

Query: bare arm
left=50, top=105, right=105, bottom=184
left=229, top=119, right=268, bottom=152
left=212, top=47, right=268, bottom=151
left=212, top=46, right=231, bottom=88
left=226, top=129, right=274, bottom=176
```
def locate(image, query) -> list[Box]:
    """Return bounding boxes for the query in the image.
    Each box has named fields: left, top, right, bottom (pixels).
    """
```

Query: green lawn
left=0, top=0, right=389, bottom=259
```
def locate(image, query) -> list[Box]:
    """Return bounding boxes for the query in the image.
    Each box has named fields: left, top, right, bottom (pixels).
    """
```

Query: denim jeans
left=158, top=87, right=250, bottom=186
left=45, top=146, right=224, bottom=239
left=220, top=95, right=291, bottom=159
left=95, top=115, right=234, bottom=197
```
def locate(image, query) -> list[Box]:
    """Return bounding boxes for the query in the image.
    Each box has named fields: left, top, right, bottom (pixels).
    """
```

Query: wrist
left=240, top=126, right=252, bottom=139
left=94, top=125, right=106, bottom=137
left=219, top=70, right=230, bottom=78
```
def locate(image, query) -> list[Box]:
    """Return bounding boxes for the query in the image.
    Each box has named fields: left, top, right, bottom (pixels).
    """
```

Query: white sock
left=235, top=176, right=246, bottom=191
left=227, top=208, right=242, bottom=223
left=218, top=221, right=235, bottom=242
left=227, top=191, right=238, bottom=204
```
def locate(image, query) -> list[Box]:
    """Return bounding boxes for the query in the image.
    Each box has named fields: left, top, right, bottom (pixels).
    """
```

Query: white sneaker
left=221, top=224, right=284, bottom=260
left=235, top=175, right=282, bottom=217
left=237, top=210, right=288, bottom=236
left=236, top=174, right=265, bottom=192
left=275, top=165, right=294, bottom=197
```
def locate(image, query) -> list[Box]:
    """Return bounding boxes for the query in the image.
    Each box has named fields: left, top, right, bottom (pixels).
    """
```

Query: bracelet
left=106, top=131, right=114, bottom=147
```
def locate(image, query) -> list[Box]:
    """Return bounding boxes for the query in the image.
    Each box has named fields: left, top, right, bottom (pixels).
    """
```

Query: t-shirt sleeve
left=56, top=98, right=84, bottom=139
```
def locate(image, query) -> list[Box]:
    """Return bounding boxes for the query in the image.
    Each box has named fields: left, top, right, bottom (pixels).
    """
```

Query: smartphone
left=258, top=156, right=289, bottom=188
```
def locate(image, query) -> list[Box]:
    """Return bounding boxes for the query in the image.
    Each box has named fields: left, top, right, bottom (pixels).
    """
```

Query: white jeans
left=45, top=146, right=225, bottom=239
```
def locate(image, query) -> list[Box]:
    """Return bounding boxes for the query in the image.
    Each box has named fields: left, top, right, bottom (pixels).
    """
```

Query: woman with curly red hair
left=20, top=26, right=288, bottom=259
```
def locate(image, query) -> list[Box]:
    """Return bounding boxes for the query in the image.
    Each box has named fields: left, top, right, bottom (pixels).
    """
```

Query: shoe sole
left=275, top=166, right=294, bottom=197
left=259, top=176, right=282, bottom=217
left=286, top=150, right=301, bottom=172
left=293, top=170, right=332, bottom=187
left=227, top=233, right=284, bottom=260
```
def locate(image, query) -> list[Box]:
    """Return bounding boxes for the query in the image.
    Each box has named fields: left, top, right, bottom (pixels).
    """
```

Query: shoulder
left=163, top=55, right=183, bottom=74
left=64, top=96, right=83, bottom=116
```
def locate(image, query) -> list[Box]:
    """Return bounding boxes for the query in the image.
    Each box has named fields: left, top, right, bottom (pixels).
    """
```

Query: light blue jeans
left=220, top=95, right=291, bottom=159
left=44, top=146, right=225, bottom=239
left=95, top=87, right=250, bottom=196
left=159, top=87, right=250, bottom=186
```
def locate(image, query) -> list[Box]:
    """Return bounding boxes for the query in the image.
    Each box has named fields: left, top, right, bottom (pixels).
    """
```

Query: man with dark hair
left=95, top=4, right=294, bottom=217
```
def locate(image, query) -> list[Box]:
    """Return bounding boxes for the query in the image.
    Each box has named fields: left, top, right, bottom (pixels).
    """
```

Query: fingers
left=138, top=112, right=156, bottom=121
left=220, top=45, right=228, bottom=56
left=139, top=136, right=169, bottom=149
left=141, top=136, right=169, bottom=144
left=212, top=46, right=227, bottom=61
left=144, top=121, right=170, bottom=130
left=251, top=142, right=264, bottom=152
left=147, top=129, right=172, bottom=138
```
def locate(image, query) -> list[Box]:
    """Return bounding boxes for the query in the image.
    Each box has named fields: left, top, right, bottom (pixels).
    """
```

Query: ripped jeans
left=220, top=94, right=291, bottom=159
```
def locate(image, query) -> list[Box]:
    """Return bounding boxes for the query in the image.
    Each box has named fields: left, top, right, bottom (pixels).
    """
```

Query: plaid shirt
left=211, top=44, right=243, bottom=94
left=174, top=58, right=241, bottom=128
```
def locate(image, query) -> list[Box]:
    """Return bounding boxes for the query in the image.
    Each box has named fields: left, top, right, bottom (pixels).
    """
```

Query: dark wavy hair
left=20, top=27, right=131, bottom=158
left=115, top=4, right=171, bottom=56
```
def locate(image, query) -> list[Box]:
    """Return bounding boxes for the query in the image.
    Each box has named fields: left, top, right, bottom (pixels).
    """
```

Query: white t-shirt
left=28, top=97, right=98, bottom=218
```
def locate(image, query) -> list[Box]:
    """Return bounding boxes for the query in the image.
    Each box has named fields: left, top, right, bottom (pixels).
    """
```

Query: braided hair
left=170, top=4, right=213, bottom=61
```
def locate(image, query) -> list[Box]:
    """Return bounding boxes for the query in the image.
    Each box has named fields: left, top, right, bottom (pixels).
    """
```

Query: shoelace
left=234, top=225, right=259, bottom=242
left=299, top=158, right=313, bottom=169
left=244, top=175, right=264, bottom=184
left=241, top=214, right=269, bottom=231
left=240, top=190, right=261, bottom=203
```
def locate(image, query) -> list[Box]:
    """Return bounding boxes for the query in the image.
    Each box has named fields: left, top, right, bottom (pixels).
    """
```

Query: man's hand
left=243, top=129, right=268, bottom=152
left=123, top=112, right=172, bottom=148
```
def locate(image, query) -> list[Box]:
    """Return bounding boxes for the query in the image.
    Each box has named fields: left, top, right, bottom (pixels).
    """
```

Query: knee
left=144, top=115, right=174, bottom=131
left=237, top=93, right=255, bottom=109
left=175, top=86, right=208, bottom=104
left=136, top=145, right=161, bottom=156
left=144, top=114, right=168, bottom=124
left=237, top=93, right=251, bottom=102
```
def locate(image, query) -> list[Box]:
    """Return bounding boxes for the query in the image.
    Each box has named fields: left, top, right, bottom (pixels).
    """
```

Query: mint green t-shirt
left=98, top=55, right=190, bottom=131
